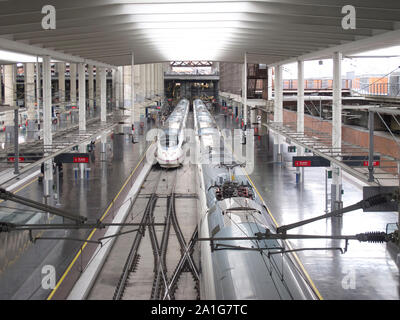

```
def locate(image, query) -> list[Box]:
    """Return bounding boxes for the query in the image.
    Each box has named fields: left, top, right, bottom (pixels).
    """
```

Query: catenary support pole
left=331, top=52, right=343, bottom=210
left=42, top=55, right=53, bottom=197
left=296, top=60, right=305, bottom=183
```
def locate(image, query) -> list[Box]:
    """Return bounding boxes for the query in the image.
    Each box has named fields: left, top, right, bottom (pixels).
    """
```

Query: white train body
left=155, top=99, right=189, bottom=168
left=193, top=99, right=318, bottom=300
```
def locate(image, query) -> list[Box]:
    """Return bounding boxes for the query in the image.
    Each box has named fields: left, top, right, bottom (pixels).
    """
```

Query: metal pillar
left=275, top=65, right=283, bottom=162
left=114, top=67, right=120, bottom=109
left=13, top=108, right=19, bottom=174
left=78, top=63, right=86, bottom=132
left=78, top=63, right=87, bottom=179
left=131, top=53, right=135, bottom=128
left=96, top=66, right=101, bottom=108
left=36, top=56, right=41, bottom=128
left=150, top=63, right=155, bottom=98
left=100, top=67, right=106, bottom=123
left=242, top=53, right=248, bottom=144
left=55, top=165, right=61, bottom=206
left=98, top=66, right=107, bottom=161
left=4, top=64, right=16, bottom=140
left=331, top=52, right=343, bottom=210
left=157, top=63, right=161, bottom=96
left=368, top=111, right=375, bottom=182
left=296, top=60, right=305, bottom=183
left=161, top=63, right=164, bottom=98
left=25, top=63, right=36, bottom=132
left=58, top=62, right=65, bottom=108
left=70, top=63, right=77, bottom=106
left=267, top=67, right=273, bottom=100
left=145, top=64, right=151, bottom=99
left=88, top=64, right=94, bottom=114
left=119, top=66, right=124, bottom=106
left=123, top=65, right=130, bottom=110
left=140, top=64, right=146, bottom=102
left=43, top=55, right=53, bottom=197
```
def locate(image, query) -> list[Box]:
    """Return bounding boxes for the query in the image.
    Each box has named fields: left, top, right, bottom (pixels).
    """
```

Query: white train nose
left=156, top=148, right=184, bottom=168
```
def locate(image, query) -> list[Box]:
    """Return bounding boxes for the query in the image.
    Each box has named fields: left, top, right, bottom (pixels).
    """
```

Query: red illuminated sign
left=73, top=156, right=89, bottom=163
left=363, top=161, right=380, bottom=167
left=8, top=157, right=25, bottom=162
left=294, top=160, right=311, bottom=167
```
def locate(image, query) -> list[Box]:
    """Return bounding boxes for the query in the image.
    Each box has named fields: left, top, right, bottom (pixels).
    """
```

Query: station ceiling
left=1, top=1, right=400, bottom=66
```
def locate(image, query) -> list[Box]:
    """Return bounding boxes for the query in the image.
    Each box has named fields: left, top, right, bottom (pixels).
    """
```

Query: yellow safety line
left=47, top=143, right=152, bottom=300
left=218, top=125, right=323, bottom=300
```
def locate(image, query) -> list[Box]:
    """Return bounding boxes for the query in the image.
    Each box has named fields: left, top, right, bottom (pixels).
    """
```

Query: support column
left=70, top=63, right=77, bottom=107
left=78, top=63, right=86, bottom=132
left=331, top=52, right=343, bottom=210
left=43, top=56, right=53, bottom=197
left=100, top=67, right=107, bottom=123
left=25, top=63, right=36, bottom=132
left=156, top=63, right=160, bottom=97
left=275, top=65, right=283, bottom=161
left=118, top=66, right=124, bottom=106
left=0, top=65, right=3, bottom=104
left=145, top=64, right=151, bottom=99
left=100, top=67, right=107, bottom=160
left=154, top=63, right=158, bottom=97
left=151, top=64, right=155, bottom=99
left=158, top=63, right=162, bottom=97
left=78, top=63, right=86, bottom=178
left=58, top=62, right=65, bottom=108
left=96, top=66, right=101, bottom=109
left=268, top=67, right=273, bottom=100
left=131, top=53, right=135, bottom=127
left=113, top=68, right=119, bottom=109
left=140, top=64, right=146, bottom=102
left=36, top=57, right=41, bottom=128
left=161, top=63, right=164, bottom=98
left=4, top=64, right=16, bottom=141
left=296, top=60, right=305, bottom=183
left=242, top=53, right=248, bottom=129
left=123, top=65, right=131, bottom=110
left=88, top=64, right=94, bottom=116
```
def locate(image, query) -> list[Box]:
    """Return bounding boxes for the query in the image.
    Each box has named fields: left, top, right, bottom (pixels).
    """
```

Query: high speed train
left=155, top=98, right=189, bottom=168
left=193, top=99, right=318, bottom=300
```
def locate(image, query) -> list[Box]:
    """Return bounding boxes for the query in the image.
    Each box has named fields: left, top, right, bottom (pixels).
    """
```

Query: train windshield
left=159, top=129, right=179, bottom=148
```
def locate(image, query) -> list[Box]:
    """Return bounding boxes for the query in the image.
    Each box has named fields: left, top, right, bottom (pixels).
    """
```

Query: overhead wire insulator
left=362, top=193, right=393, bottom=209
left=355, top=231, right=389, bottom=243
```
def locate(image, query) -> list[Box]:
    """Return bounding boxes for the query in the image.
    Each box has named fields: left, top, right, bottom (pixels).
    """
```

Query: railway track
left=110, top=164, right=199, bottom=300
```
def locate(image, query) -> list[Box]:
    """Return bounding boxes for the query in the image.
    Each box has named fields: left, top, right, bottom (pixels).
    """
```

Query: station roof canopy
left=1, top=0, right=400, bottom=67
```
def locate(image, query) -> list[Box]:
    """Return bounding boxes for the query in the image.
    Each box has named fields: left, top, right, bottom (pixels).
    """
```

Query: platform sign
left=55, top=153, right=89, bottom=164
left=362, top=160, right=380, bottom=167
left=7, top=156, right=25, bottom=162
left=73, top=156, right=89, bottom=163
left=342, top=155, right=380, bottom=167
left=362, top=186, right=398, bottom=212
left=7, top=153, right=43, bottom=163
left=293, top=156, right=330, bottom=167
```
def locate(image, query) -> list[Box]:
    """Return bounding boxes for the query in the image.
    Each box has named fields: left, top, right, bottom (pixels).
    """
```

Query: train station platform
left=0, top=124, right=153, bottom=300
